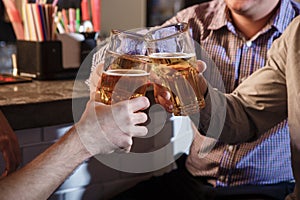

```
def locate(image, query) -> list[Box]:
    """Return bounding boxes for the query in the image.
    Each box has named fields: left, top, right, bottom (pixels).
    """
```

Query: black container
left=16, top=37, right=96, bottom=80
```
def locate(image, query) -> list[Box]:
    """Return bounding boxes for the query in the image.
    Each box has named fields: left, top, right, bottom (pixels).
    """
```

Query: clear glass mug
left=145, top=22, right=206, bottom=116
left=96, top=29, right=151, bottom=105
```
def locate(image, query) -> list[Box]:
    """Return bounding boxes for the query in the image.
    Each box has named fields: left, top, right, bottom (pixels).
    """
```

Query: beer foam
left=104, top=69, right=150, bottom=76
left=149, top=52, right=196, bottom=59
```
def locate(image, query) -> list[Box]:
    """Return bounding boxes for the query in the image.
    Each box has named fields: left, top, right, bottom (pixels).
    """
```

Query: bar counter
left=0, top=79, right=89, bottom=130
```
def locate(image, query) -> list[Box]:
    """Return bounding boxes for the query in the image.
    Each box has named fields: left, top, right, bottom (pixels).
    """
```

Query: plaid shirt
left=163, top=0, right=299, bottom=186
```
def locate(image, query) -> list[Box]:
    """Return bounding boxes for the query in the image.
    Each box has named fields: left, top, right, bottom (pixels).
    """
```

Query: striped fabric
left=163, top=0, right=299, bottom=186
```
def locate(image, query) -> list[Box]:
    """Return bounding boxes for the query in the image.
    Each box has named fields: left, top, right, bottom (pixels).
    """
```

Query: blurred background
left=0, top=0, right=212, bottom=73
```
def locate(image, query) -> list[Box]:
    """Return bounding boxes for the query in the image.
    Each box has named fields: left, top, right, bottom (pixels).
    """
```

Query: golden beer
left=97, top=69, right=149, bottom=105
left=150, top=52, right=205, bottom=116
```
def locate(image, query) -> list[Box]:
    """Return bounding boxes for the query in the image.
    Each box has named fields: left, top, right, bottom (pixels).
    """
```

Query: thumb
left=196, top=60, right=207, bottom=74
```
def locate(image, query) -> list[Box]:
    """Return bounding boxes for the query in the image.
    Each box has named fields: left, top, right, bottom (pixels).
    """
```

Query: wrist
left=63, top=126, right=92, bottom=163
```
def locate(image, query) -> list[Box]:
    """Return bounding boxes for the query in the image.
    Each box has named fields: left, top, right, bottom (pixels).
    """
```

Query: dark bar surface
left=0, top=79, right=89, bottom=130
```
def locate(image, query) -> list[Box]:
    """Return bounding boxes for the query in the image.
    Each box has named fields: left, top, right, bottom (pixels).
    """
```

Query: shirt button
left=219, top=175, right=225, bottom=182
left=228, top=145, right=234, bottom=152
left=246, top=41, right=252, bottom=47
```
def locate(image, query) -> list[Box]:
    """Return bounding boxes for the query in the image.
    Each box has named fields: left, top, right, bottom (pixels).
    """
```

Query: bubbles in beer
left=149, top=52, right=205, bottom=116
left=98, top=69, right=149, bottom=105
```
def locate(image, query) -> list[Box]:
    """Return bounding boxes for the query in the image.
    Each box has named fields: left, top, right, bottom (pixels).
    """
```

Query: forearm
left=0, top=126, right=90, bottom=200
left=199, top=84, right=259, bottom=145
left=199, top=85, right=269, bottom=144
left=199, top=75, right=287, bottom=144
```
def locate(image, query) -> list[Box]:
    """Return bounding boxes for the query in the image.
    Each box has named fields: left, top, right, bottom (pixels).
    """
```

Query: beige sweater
left=200, top=16, right=300, bottom=200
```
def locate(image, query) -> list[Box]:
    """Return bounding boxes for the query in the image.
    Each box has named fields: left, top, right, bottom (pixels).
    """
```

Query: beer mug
left=146, top=22, right=206, bottom=116
left=97, top=29, right=151, bottom=105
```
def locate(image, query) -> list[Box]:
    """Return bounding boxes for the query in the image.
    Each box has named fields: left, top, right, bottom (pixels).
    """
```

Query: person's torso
left=164, top=0, right=299, bottom=186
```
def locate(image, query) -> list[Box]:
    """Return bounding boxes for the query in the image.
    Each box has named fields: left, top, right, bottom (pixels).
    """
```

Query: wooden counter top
left=0, top=79, right=89, bottom=130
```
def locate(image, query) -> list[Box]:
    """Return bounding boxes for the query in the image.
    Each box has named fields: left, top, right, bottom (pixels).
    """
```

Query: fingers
left=115, top=146, right=131, bottom=153
left=111, top=134, right=133, bottom=151
left=93, top=97, right=149, bottom=153
left=113, top=101, right=149, bottom=136
left=95, top=62, right=104, bottom=88
left=117, top=97, right=149, bottom=130
left=195, top=60, right=208, bottom=96
left=88, top=62, right=104, bottom=97
left=96, top=62, right=104, bottom=75
left=153, top=84, right=173, bottom=113
left=89, top=65, right=102, bottom=92
left=154, top=84, right=171, bottom=100
left=113, top=125, right=147, bottom=152
left=130, top=126, right=148, bottom=137
left=155, top=89, right=173, bottom=112
left=196, top=60, right=207, bottom=74
left=123, top=146, right=131, bottom=153
left=128, top=96, right=150, bottom=112
left=131, top=112, right=148, bottom=125
left=2, top=147, right=19, bottom=177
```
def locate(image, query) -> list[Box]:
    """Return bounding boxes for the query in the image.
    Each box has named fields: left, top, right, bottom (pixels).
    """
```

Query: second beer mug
left=97, top=29, right=151, bottom=105
left=146, top=22, right=206, bottom=116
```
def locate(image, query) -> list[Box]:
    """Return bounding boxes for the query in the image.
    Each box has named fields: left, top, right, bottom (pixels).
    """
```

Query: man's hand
left=0, top=111, right=21, bottom=177
left=88, top=62, right=104, bottom=100
left=153, top=60, right=208, bottom=113
left=75, top=96, right=150, bottom=155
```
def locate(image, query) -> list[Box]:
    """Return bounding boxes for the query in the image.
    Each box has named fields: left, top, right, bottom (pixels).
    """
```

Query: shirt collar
left=208, top=1, right=227, bottom=30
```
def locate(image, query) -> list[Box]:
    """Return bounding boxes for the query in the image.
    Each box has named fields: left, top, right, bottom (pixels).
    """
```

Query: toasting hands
left=75, top=97, right=150, bottom=155
left=153, top=60, right=208, bottom=114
